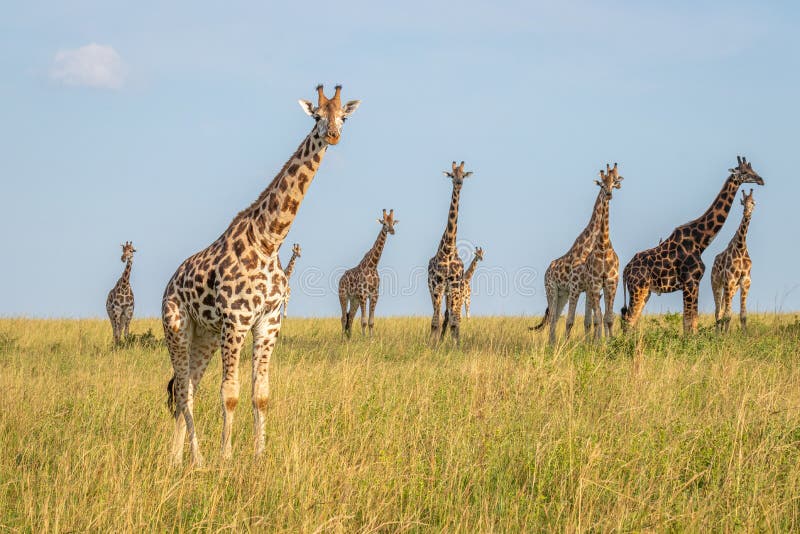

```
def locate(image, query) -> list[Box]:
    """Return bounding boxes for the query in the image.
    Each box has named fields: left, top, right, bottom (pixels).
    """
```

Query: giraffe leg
left=220, top=321, right=247, bottom=460
left=448, top=280, right=464, bottom=345
left=368, top=294, right=378, bottom=336
left=163, top=301, right=203, bottom=466
left=722, top=281, right=737, bottom=334
left=564, top=290, right=580, bottom=341
left=110, top=307, right=121, bottom=345
left=739, top=275, right=751, bottom=333
left=339, top=291, right=348, bottom=338
left=712, top=276, right=724, bottom=331
left=282, top=287, right=291, bottom=318
left=548, top=290, right=568, bottom=345
left=251, top=310, right=281, bottom=456
left=464, top=294, right=471, bottom=319
left=123, top=306, right=133, bottom=339
left=583, top=291, right=593, bottom=339
left=359, top=297, right=368, bottom=337
left=588, top=288, right=603, bottom=341
left=603, top=279, right=618, bottom=338
left=429, top=286, right=444, bottom=343
left=681, top=283, right=700, bottom=334
left=623, top=285, right=650, bottom=332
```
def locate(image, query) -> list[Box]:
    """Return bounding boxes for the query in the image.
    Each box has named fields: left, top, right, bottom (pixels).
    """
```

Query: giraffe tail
left=530, top=307, right=549, bottom=331
left=166, top=375, right=177, bottom=417
left=620, top=277, right=629, bottom=320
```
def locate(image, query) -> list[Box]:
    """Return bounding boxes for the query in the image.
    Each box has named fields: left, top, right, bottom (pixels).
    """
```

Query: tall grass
left=1, top=314, right=800, bottom=531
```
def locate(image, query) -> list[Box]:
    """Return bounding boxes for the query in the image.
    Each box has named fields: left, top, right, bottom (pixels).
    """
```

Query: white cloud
left=50, top=43, right=126, bottom=90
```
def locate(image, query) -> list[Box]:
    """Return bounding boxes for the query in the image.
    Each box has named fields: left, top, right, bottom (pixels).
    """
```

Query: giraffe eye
left=341, top=117, right=347, bottom=122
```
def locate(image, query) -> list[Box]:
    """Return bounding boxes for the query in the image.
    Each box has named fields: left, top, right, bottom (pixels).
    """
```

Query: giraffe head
left=740, top=188, right=756, bottom=217
left=377, top=209, right=398, bottom=235
left=443, top=161, right=473, bottom=186
left=120, top=241, right=136, bottom=262
left=298, top=85, right=360, bottom=145
left=291, top=243, right=302, bottom=258
left=474, top=247, right=485, bottom=262
left=594, top=162, right=623, bottom=199
left=729, top=156, right=764, bottom=186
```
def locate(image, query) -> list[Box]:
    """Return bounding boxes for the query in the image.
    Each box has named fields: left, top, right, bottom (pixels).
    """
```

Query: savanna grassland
left=2, top=315, right=800, bottom=532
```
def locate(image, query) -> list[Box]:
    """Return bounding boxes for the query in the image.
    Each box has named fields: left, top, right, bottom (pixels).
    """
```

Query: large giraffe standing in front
left=428, top=161, right=472, bottom=344
left=162, top=85, right=360, bottom=465
left=711, top=189, right=756, bottom=332
left=106, top=241, right=136, bottom=345
left=338, top=209, right=398, bottom=338
left=621, top=157, right=763, bottom=334
left=532, top=170, right=607, bottom=344
left=461, top=246, right=484, bottom=319
left=565, top=163, right=623, bottom=341
left=280, top=243, right=301, bottom=318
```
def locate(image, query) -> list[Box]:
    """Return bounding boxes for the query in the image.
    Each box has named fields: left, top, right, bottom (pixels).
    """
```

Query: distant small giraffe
left=280, top=243, right=301, bottom=317
left=532, top=169, right=607, bottom=344
left=564, top=163, right=623, bottom=341
left=106, top=241, right=136, bottom=345
left=429, top=161, right=473, bottom=344
left=462, top=247, right=484, bottom=319
left=621, top=157, right=764, bottom=334
left=711, top=189, right=756, bottom=332
left=338, top=210, right=397, bottom=337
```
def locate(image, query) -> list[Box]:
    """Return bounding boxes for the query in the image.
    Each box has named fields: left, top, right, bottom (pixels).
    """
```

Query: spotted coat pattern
left=162, top=85, right=360, bottom=465
left=711, top=189, right=755, bottom=332
left=338, top=210, right=397, bottom=337
left=428, top=161, right=472, bottom=345
left=280, top=243, right=301, bottom=318
left=621, top=157, right=764, bottom=334
left=106, top=241, right=136, bottom=345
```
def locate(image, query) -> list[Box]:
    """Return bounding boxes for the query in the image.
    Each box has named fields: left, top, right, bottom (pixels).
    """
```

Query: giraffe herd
left=102, top=85, right=764, bottom=464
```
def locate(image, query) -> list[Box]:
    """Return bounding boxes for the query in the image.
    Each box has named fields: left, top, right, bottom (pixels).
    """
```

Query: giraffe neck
left=463, top=256, right=481, bottom=283
left=284, top=253, right=299, bottom=279
left=225, top=129, right=328, bottom=257
left=566, top=190, right=606, bottom=262
left=359, top=226, right=388, bottom=269
left=728, top=212, right=751, bottom=252
left=684, top=176, right=739, bottom=251
left=120, top=258, right=132, bottom=285
left=436, top=183, right=462, bottom=259
left=594, top=195, right=612, bottom=252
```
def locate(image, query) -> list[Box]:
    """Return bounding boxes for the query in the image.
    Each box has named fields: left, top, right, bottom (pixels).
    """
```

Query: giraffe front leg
left=251, top=312, right=280, bottom=457
left=464, top=293, right=471, bottom=319
left=549, top=291, right=568, bottom=345
left=583, top=291, right=593, bottom=339
left=622, top=285, right=649, bottom=332
left=564, top=290, right=580, bottom=341
left=429, top=287, right=444, bottom=343
left=448, top=282, right=464, bottom=346
left=722, top=281, right=737, bottom=334
left=359, top=297, right=368, bottom=337
left=711, top=276, right=724, bottom=331
left=682, top=283, right=700, bottom=335
left=123, top=306, right=133, bottom=339
left=739, top=276, right=751, bottom=333
left=220, top=322, right=246, bottom=460
left=588, top=288, right=603, bottom=341
left=368, top=294, right=378, bottom=337
left=603, top=279, right=617, bottom=338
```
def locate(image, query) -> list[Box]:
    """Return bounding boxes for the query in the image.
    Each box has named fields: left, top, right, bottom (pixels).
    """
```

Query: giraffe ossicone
left=162, top=84, right=360, bottom=466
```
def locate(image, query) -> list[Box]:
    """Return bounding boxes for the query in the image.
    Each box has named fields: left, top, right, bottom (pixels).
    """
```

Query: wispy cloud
left=50, top=43, right=126, bottom=90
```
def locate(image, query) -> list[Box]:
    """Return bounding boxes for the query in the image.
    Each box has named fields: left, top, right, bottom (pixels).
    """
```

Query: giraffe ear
left=463, top=171, right=473, bottom=178
left=342, top=100, right=361, bottom=117
left=298, top=100, right=316, bottom=116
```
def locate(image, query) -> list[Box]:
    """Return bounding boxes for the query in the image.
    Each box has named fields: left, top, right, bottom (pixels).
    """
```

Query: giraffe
left=461, top=246, right=484, bottom=319
left=711, top=189, right=756, bottom=333
left=620, top=156, right=764, bottom=334
left=162, top=85, right=360, bottom=465
left=531, top=169, right=608, bottom=344
left=428, top=161, right=473, bottom=345
left=280, top=243, right=301, bottom=318
left=565, top=163, right=623, bottom=341
left=106, top=241, right=136, bottom=345
left=338, top=209, right=397, bottom=338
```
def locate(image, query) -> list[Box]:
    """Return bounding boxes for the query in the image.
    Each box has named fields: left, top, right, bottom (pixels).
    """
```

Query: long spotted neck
left=359, top=226, right=388, bottom=269
left=227, top=129, right=328, bottom=257
left=594, top=195, right=612, bottom=252
left=566, top=190, right=605, bottom=263
left=120, top=258, right=132, bottom=285
left=436, top=182, right=462, bottom=259
left=683, top=176, right=739, bottom=251
left=463, top=256, right=481, bottom=283
left=284, top=252, right=299, bottom=279
left=728, top=211, right=752, bottom=252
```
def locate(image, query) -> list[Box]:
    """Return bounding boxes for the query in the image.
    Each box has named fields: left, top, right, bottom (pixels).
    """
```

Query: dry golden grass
left=2, top=314, right=800, bottom=531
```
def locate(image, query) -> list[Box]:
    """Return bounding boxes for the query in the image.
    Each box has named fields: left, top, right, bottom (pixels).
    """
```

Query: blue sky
left=2, top=1, right=799, bottom=318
